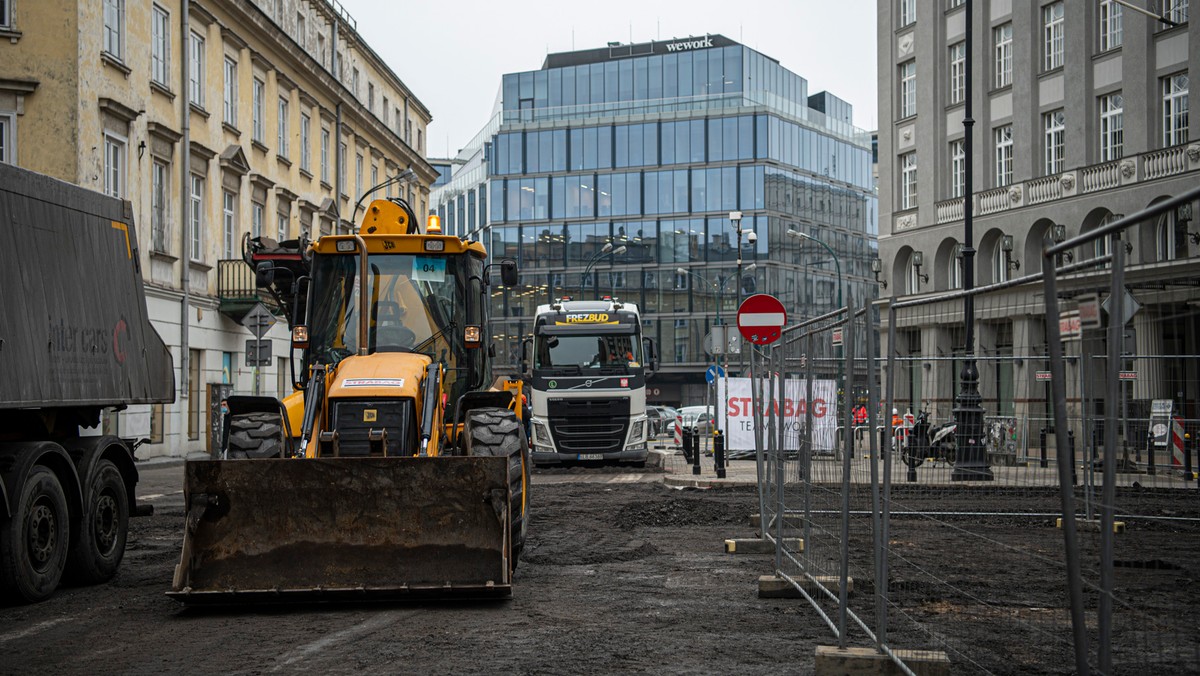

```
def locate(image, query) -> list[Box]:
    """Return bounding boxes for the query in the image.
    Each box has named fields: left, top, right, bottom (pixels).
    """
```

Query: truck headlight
left=628, top=418, right=646, bottom=444
left=531, top=420, right=553, bottom=449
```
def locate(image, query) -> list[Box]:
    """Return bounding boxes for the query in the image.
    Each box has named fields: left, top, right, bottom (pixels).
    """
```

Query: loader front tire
left=226, top=412, right=285, bottom=459
left=464, top=408, right=529, bottom=568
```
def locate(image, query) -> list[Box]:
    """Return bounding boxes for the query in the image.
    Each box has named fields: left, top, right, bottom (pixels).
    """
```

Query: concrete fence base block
left=1057, top=517, right=1126, bottom=533
left=725, top=538, right=803, bottom=554
left=814, top=646, right=950, bottom=676
left=758, top=574, right=852, bottom=598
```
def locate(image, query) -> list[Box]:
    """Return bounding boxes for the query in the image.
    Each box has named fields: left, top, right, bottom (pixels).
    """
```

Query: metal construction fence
left=750, top=187, right=1200, bottom=674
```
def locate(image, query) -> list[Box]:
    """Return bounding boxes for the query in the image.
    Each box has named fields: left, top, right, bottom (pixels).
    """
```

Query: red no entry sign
left=737, top=294, right=786, bottom=345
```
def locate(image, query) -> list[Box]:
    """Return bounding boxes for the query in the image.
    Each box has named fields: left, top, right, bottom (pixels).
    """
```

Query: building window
left=417, top=129, right=422, bottom=153
left=355, top=152, right=363, bottom=198
left=222, top=190, right=236, bottom=259
left=0, top=0, right=11, bottom=28
left=1157, top=206, right=1188, bottom=261
left=948, top=0, right=965, bottom=8
left=352, top=67, right=360, bottom=97
left=317, top=33, right=326, bottom=67
left=223, top=58, right=237, bottom=127
left=368, top=83, right=375, bottom=113
left=300, top=112, right=311, bottom=172
left=994, top=125, right=1013, bottom=187
left=899, top=61, right=916, bottom=118
left=151, top=160, right=170, bottom=251
left=338, top=141, right=347, bottom=193
left=899, top=0, right=916, bottom=26
left=1044, top=109, right=1065, bottom=175
left=0, top=113, right=13, bottom=164
left=252, top=78, right=265, bottom=143
left=189, top=31, right=205, bottom=107
left=948, top=41, right=965, bottom=104
left=1100, top=92, right=1124, bottom=161
left=189, top=174, right=204, bottom=261
left=994, top=23, right=1012, bottom=88
left=277, top=211, right=288, bottom=241
left=320, top=127, right=330, bottom=182
left=1044, top=2, right=1064, bottom=71
left=296, top=12, right=305, bottom=49
left=991, top=245, right=1009, bottom=283
left=277, top=97, right=289, bottom=159
left=906, top=257, right=922, bottom=294
left=1099, top=0, right=1123, bottom=52
left=900, top=152, right=917, bottom=210
left=103, top=0, right=124, bottom=61
left=950, top=243, right=964, bottom=290
left=371, top=165, right=377, bottom=194
left=151, top=5, right=170, bottom=86
left=950, top=139, right=965, bottom=198
left=252, top=200, right=264, bottom=238
left=1162, top=73, right=1189, bottom=147
left=1165, top=0, right=1188, bottom=24
left=382, top=96, right=389, bottom=126
left=103, top=133, right=126, bottom=199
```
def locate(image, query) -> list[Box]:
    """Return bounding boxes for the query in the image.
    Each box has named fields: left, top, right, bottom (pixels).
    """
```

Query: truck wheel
left=66, top=459, right=128, bottom=585
left=464, top=408, right=529, bottom=568
left=0, top=466, right=70, bottom=603
left=226, top=412, right=284, bottom=459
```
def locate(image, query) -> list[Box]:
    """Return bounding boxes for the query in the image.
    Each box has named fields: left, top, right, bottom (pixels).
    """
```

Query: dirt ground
left=1, top=462, right=1196, bottom=675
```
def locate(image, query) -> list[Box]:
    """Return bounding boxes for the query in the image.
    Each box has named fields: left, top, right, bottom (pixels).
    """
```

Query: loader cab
left=302, top=237, right=490, bottom=417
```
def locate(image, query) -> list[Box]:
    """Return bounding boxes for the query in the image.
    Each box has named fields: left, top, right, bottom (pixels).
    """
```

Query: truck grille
left=547, top=397, right=630, bottom=453
left=331, top=399, right=416, bottom=457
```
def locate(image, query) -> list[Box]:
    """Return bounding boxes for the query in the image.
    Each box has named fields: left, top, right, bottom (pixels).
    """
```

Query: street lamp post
left=579, top=243, right=627, bottom=299
left=952, top=0, right=994, bottom=481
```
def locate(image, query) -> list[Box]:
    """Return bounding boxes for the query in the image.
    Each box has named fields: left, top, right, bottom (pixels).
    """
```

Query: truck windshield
left=535, top=332, right=641, bottom=370
left=307, top=252, right=485, bottom=400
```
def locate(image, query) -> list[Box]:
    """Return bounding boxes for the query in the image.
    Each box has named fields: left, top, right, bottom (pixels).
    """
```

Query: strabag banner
left=716, top=377, right=838, bottom=452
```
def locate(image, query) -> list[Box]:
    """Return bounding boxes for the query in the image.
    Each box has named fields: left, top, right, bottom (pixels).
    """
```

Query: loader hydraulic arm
left=419, top=362, right=441, bottom=456
left=297, top=365, right=327, bottom=457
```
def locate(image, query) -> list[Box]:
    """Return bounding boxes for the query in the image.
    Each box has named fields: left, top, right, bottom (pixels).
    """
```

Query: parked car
left=646, top=405, right=680, bottom=438
left=678, top=405, right=716, bottom=436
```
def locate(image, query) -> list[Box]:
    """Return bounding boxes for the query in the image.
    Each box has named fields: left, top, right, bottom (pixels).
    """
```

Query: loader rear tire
left=226, top=412, right=285, bottom=459
left=464, top=408, right=529, bottom=569
left=0, top=466, right=70, bottom=603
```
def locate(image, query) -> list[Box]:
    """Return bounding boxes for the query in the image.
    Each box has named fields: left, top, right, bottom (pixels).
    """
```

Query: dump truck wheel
left=226, top=412, right=285, bottom=459
left=0, top=466, right=70, bottom=603
left=464, top=408, right=529, bottom=568
left=66, top=459, right=128, bottom=585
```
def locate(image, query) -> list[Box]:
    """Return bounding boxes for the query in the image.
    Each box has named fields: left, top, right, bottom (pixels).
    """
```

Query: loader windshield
left=307, top=252, right=485, bottom=403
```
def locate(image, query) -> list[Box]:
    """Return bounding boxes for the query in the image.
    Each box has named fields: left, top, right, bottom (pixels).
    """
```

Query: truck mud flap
left=168, top=456, right=511, bottom=604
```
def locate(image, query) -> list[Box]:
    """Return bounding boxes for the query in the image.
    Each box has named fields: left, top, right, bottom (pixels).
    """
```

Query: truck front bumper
left=531, top=448, right=648, bottom=465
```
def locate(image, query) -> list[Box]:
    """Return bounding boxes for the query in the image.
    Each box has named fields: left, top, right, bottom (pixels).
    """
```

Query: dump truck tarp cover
left=0, top=163, right=174, bottom=408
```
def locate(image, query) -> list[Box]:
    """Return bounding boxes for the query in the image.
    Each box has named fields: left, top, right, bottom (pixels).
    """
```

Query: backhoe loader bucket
left=168, top=456, right=512, bottom=604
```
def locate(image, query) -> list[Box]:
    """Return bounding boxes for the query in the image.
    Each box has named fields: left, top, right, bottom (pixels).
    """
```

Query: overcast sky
left=345, top=0, right=878, bottom=159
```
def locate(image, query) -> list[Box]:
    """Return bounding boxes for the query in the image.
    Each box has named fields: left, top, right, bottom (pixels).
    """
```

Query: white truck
left=525, top=299, right=657, bottom=467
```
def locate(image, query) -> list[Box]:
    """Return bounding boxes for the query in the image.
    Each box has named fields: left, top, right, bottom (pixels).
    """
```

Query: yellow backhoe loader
left=169, top=199, right=528, bottom=603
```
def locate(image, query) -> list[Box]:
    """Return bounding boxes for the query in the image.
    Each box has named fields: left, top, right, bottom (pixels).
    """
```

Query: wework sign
left=664, top=36, right=714, bottom=53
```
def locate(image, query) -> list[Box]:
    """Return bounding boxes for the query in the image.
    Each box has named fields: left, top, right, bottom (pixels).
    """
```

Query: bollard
left=1147, top=431, right=1156, bottom=475
left=1040, top=427, right=1048, bottom=469
left=1068, top=430, right=1077, bottom=485
left=1186, top=433, right=1194, bottom=482
left=682, top=429, right=693, bottom=463
left=713, top=430, right=727, bottom=479
left=692, top=429, right=701, bottom=475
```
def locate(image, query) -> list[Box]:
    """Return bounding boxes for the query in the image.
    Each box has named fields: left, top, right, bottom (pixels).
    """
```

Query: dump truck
left=169, top=199, right=529, bottom=603
left=0, top=163, right=175, bottom=603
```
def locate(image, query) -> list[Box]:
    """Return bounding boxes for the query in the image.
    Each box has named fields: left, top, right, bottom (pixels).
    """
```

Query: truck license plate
left=577, top=453, right=603, bottom=460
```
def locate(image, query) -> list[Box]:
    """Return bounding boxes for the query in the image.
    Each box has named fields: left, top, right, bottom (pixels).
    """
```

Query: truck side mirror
left=500, top=258, right=519, bottom=287
left=255, top=261, right=276, bottom=288
left=520, top=337, right=532, bottom=379
left=643, top=337, right=658, bottom=377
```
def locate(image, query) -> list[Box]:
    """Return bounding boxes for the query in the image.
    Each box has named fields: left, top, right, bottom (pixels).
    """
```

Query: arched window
left=949, top=243, right=964, bottom=289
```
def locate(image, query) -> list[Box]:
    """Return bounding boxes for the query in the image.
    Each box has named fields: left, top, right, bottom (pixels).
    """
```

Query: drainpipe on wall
left=179, top=0, right=191, bottom=438
left=335, top=102, right=342, bottom=225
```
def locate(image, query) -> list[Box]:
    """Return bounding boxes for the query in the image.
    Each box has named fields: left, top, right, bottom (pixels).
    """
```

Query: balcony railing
left=927, top=143, right=1198, bottom=226
left=217, top=259, right=276, bottom=320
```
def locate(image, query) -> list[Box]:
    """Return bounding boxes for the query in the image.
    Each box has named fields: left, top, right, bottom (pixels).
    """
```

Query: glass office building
left=432, top=34, right=877, bottom=405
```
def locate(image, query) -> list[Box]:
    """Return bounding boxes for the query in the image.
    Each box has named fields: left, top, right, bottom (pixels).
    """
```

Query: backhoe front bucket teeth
left=168, top=457, right=512, bottom=604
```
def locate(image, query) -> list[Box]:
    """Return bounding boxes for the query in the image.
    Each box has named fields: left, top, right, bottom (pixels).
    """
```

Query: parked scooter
left=903, top=410, right=957, bottom=467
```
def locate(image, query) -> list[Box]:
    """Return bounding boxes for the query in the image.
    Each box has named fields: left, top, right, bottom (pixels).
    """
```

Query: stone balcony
left=926, top=143, right=1199, bottom=228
